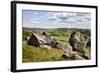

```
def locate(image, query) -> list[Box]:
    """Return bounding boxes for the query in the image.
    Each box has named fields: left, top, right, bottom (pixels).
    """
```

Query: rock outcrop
left=56, top=42, right=73, bottom=57
left=42, top=32, right=57, bottom=47
left=27, top=31, right=90, bottom=60
left=69, top=31, right=88, bottom=53
left=27, top=33, right=47, bottom=47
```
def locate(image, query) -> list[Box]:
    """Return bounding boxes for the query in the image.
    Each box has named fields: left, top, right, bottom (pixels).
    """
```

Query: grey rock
left=56, top=41, right=66, bottom=49
left=27, top=33, right=47, bottom=46
left=42, top=32, right=57, bottom=47
left=39, top=45, right=52, bottom=50
left=56, top=41, right=73, bottom=57
left=63, top=51, right=73, bottom=58
left=69, top=31, right=88, bottom=52
left=73, top=54, right=85, bottom=60
left=82, top=49, right=91, bottom=59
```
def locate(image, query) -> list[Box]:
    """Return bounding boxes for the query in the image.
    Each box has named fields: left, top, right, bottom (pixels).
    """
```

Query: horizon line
left=23, top=26, right=91, bottom=29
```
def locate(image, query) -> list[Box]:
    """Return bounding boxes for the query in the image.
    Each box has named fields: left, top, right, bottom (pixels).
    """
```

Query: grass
left=49, top=29, right=71, bottom=43
left=22, top=44, right=71, bottom=63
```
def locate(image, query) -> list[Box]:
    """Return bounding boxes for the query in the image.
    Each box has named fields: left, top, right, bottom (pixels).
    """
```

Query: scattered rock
left=63, top=43, right=73, bottom=53
left=73, top=53, right=85, bottom=60
left=63, top=51, right=73, bottom=58
left=56, top=41, right=66, bottom=49
left=56, top=42, right=73, bottom=57
left=69, top=31, right=81, bottom=51
left=82, top=49, right=91, bottom=59
left=80, top=35, right=88, bottom=47
left=27, top=33, right=47, bottom=46
left=42, top=32, right=57, bottom=47
left=69, top=31, right=88, bottom=52
left=39, top=45, right=52, bottom=50
left=27, top=31, right=90, bottom=60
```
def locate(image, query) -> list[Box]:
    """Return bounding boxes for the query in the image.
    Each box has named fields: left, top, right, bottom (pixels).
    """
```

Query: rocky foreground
left=27, top=31, right=91, bottom=60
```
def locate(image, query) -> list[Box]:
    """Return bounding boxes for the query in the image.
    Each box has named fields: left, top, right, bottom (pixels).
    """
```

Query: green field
left=22, top=28, right=91, bottom=63
left=22, top=44, right=73, bottom=63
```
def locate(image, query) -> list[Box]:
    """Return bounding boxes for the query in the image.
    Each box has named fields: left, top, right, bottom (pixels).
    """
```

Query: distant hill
left=23, top=27, right=90, bottom=35
left=23, top=27, right=90, bottom=30
left=23, top=27, right=47, bottom=30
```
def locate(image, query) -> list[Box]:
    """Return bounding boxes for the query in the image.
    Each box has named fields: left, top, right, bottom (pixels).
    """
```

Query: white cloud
left=30, top=20, right=40, bottom=24
left=23, top=10, right=91, bottom=29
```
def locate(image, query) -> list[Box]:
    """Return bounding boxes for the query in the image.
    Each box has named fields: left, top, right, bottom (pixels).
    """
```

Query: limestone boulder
left=69, top=31, right=88, bottom=52
left=56, top=41, right=73, bottom=57
left=27, top=33, right=47, bottom=46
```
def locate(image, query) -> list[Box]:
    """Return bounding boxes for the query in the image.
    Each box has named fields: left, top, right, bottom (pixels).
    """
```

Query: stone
left=56, top=41, right=66, bottom=49
left=69, top=31, right=88, bottom=52
left=56, top=41, right=72, bottom=51
left=39, top=45, right=52, bottom=50
left=72, top=53, right=85, bottom=60
left=80, top=35, right=89, bottom=47
left=42, top=32, right=57, bottom=47
left=63, top=51, right=73, bottom=58
left=82, top=49, right=91, bottom=59
left=27, top=33, right=47, bottom=46
left=69, top=31, right=81, bottom=51
left=56, top=41, right=73, bottom=57
left=64, top=43, right=73, bottom=53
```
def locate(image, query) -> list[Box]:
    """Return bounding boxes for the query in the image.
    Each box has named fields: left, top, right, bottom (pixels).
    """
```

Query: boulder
left=80, top=35, right=89, bottom=47
left=39, top=45, right=52, bottom=50
left=27, top=33, right=47, bottom=46
left=82, top=49, right=91, bottom=59
left=56, top=41, right=73, bottom=57
left=69, top=31, right=88, bottom=52
left=42, top=32, right=57, bottom=47
left=63, top=43, right=73, bottom=53
left=63, top=51, right=73, bottom=58
left=56, top=41, right=72, bottom=50
left=69, top=31, right=81, bottom=51
left=56, top=41, right=67, bottom=49
left=72, top=53, right=85, bottom=60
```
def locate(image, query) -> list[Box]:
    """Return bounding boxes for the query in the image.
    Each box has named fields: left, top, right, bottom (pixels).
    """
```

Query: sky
left=22, top=10, right=91, bottom=29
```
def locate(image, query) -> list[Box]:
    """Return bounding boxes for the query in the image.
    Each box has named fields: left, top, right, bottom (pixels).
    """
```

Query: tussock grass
left=22, top=44, right=71, bottom=63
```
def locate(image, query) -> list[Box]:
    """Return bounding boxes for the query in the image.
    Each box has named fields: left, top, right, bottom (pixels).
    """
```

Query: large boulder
left=69, top=31, right=88, bottom=52
left=56, top=42, right=72, bottom=51
left=42, top=32, right=57, bottom=47
left=56, top=41, right=73, bottom=57
left=27, top=33, right=47, bottom=47
left=69, top=31, right=81, bottom=51
left=56, top=41, right=67, bottom=49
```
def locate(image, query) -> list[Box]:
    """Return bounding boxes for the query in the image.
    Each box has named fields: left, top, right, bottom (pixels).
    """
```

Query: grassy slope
left=22, top=44, right=72, bottom=63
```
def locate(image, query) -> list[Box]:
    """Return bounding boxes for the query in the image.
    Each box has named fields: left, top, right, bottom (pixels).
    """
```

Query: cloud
left=23, top=10, right=91, bottom=29
left=30, top=20, right=40, bottom=24
left=47, top=12, right=91, bottom=29
left=47, top=12, right=76, bottom=24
